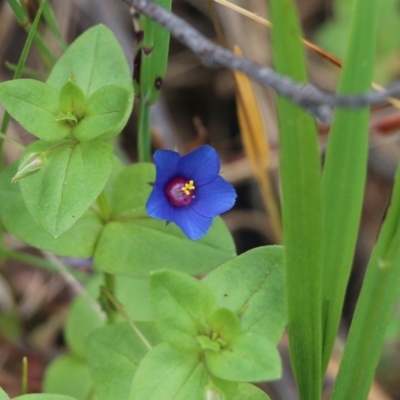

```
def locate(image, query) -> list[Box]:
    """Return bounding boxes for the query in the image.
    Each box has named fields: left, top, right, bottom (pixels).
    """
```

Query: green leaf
left=19, top=140, right=113, bottom=237
left=94, top=163, right=236, bottom=277
left=43, top=353, right=97, bottom=400
left=86, top=322, right=162, bottom=400
left=232, top=383, right=271, bottom=400
left=203, top=246, right=286, bottom=342
left=150, top=269, right=218, bottom=351
left=269, top=0, right=323, bottom=397
left=321, top=0, right=378, bottom=372
left=205, top=333, right=281, bottom=382
left=129, top=343, right=208, bottom=400
left=73, top=85, right=131, bottom=142
left=0, top=162, right=103, bottom=258
left=58, top=79, right=87, bottom=119
left=13, top=396, right=78, bottom=400
left=331, top=137, right=400, bottom=397
left=0, top=79, right=71, bottom=141
left=47, top=25, right=133, bottom=98
left=207, top=308, right=240, bottom=343
left=0, top=387, right=10, bottom=400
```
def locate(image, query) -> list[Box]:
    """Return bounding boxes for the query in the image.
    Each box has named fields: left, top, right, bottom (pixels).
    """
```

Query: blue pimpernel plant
left=146, top=145, right=237, bottom=240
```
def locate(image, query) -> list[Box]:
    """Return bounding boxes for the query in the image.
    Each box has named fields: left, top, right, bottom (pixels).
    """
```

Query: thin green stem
left=101, top=285, right=152, bottom=351
left=6, top=0, right=56, bottom=69
left=104, top=273, right=117, bottom=324
left=0, top=132, right=25, bottom=151
left=1, top=0, right=48, bottom=152
left=42, top=1, right=68, bottom=52
left=137, top=97, right=151, bottom=162
left=21, top=357, right=28, bottom=395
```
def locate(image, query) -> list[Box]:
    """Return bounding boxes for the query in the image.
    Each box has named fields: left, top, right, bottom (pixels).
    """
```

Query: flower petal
left=178, top=145, right=220, bottom=186
left=191, top=176, right=236, bottom=217
left=153, top=149, right=181, bottom=187
left=146, top=186, right=176, bottom=221
left=171, top=207, right=214, bottom=240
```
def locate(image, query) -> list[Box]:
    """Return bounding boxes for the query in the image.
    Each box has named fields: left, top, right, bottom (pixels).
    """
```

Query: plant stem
left=21, top=357, right=28, bottom=395
left=101, top=285, right=152, bottom=350
left=137, top=97, right=151, bottom=162
left=104, top=273, right=116, bottom=324
left=1, top=0, right=48, bottom=156
left=6, top=0, right=57, bottom=69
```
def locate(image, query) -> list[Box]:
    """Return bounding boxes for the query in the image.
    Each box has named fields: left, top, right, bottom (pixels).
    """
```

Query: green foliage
left=269, top=0, right=323, bottom=398
left=0, top=162, right=103, bottom=258
left=0, top=387, right=10, bottom=400
left=231, top=383, right=271, bottom=400
left=129, top=343, right=208, bottom=400
left=19, top=140, right=113, bottom=237
left=86, top=322, right=162, bottom=400
left=0, top=24, right=133, bottom=240
left=128, top=249, right=285, bottom=399
left=320, top=0, right=378, bottom=373
left=0, top=161, right=235, bottom=276
left=43, top=354, right=96, bottom=400
left=203, top=246, right=286, bottom=342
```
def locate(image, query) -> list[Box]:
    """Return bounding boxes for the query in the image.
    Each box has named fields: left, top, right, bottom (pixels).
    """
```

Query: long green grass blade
left=331, top=163, right=400, bottom=399
left=269, top=0, right=323, bottom=398
left=321, top=0, right=378, bottom=372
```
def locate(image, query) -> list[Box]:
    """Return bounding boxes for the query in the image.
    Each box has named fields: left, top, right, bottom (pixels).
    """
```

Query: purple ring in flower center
left=165, top=177, right=196, bottom=207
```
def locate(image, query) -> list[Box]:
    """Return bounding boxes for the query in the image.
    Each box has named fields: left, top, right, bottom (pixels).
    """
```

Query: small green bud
left=204, top=382, right=225, bottom=400
left=11, top=152, right=47, bottom=183
left=58, top=79, right=87, bottom=121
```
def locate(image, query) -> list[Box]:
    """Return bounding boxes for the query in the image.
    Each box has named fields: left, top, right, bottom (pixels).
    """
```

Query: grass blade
left=331, top=163, right=400, bottom=399
left=320, top=0, right=378, bottom=372
left=269, top=0, right=323, bottom=398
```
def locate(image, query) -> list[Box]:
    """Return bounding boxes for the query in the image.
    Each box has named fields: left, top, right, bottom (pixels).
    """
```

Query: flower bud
left=204, top=383, right=224, bottom=400
left=11, top=152, right=47, bottom=183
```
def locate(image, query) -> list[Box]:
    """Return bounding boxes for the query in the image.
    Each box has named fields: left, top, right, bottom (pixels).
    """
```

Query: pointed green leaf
left=86, top=322, right=162, bottom=400
left=207, top=308, right=240, bottom=342
left=321, top=0, right=378, bottom=372
left=0, top=79, right=71, bottom=141
left=232, top=383, right=271, bottom=400
left=203, top=246, right=286, bottom=342
left=43, top=353, right=97, bottom=400
left=19, top=140, right=113, bottom=237
left=205, top=333, right=281, bottom=382
left=47, top=25, right=133, bottom=97
left=0, top=162, right=103, bottom=258
left=59, top=79, right=87, bottom=119
left=129, top=343, right=208, bottom=400
left=269, top=0, right=323, bottom=397
left=150, top=269, right=218, bottom=351
left=73, top=85, right=131, bottom=142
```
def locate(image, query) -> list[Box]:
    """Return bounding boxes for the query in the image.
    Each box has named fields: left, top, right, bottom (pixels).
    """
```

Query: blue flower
left=146, top=145, right=236, bottom=240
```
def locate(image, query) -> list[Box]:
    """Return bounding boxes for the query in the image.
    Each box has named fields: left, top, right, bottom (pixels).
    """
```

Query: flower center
left=165, top=177, right=196, bottom=207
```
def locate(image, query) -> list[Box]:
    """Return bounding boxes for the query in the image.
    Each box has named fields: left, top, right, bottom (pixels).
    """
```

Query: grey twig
left=121, top=0, right=400, bottom=121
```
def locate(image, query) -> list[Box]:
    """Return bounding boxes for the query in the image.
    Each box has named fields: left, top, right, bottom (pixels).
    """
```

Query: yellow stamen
left=181, top=180, right=195, bottom=196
